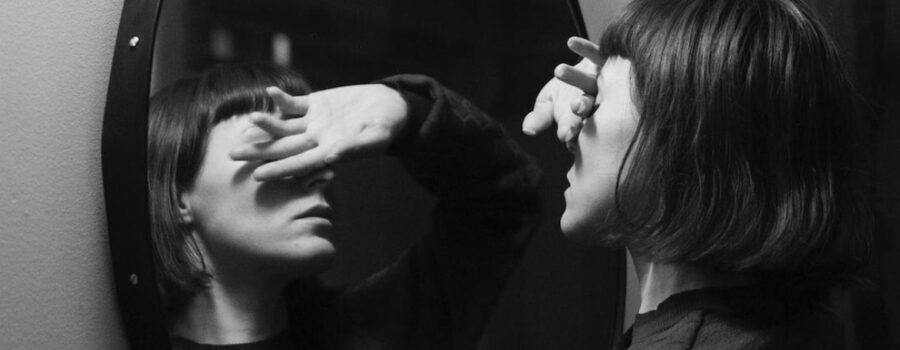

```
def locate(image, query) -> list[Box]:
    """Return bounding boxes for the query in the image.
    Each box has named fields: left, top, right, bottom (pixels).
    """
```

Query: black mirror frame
left=100, top=1, right=623, bottom=349
left=102, top=0, right=169, bottom=349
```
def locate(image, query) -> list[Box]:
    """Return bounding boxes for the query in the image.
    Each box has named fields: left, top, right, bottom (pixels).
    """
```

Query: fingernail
left=324, top=154, right=338, bottom=164
left=574, top=101, right=588, bottom=115
left=252, top=171, right=265, bottom=182
left=522, top=128, right=536, bottom=136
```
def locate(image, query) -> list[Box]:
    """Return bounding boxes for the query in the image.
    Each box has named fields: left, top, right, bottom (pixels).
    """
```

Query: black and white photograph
left=0, top=0, right=897, bottom=349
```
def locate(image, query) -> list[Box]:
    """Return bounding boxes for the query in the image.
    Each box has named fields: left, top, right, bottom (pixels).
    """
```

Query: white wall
left=0, top=1, right=128, bottom=348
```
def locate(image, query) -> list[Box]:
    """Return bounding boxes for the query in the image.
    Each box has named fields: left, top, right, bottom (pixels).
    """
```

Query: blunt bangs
left=147, top=63, right=311, bottom=314
left=593, top=0, right=870, bottom=287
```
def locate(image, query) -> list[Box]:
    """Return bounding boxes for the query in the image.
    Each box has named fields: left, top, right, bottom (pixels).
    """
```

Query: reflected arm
left=328, top=74, right=542, bottom=350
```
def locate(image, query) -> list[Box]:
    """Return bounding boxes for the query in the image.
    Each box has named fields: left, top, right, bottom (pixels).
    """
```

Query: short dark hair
left=597, top=0, right=870, bottom=286
left=147, top=63, right=311, bottom=313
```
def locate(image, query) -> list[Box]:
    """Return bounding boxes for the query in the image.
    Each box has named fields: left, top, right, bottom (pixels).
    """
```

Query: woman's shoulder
left=694, top=303, right=844, bottom=350
left=629, top=285, right=845, bottom=350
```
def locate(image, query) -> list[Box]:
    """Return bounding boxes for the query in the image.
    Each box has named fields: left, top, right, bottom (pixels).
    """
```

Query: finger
left=324, top=128, right=390, bottom=164
left=249, top=112, right=309, bottom=135
left=253, top=147, right=328, bottom=181
left=557, top=113, right=585, bottom=143
left=248, top=112, right=299, bottom=138
left=230, top=134, right=318, bottom=161
left=266, top=86, right=309, bottom=116
left=567, top=37, right=603, bottom=65
left=555, top=64, right=598, bottom=95
left=523, top=101, right=555, bottom=136
left=569, top=94, right=597, bottom=118
left=242, top=126, right=274, bottom=143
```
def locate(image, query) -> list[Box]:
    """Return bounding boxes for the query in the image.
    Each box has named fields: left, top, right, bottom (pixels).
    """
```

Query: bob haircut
left=598, top=0, right=870, bottom=286
left=147, top=63, right=311, bottom=313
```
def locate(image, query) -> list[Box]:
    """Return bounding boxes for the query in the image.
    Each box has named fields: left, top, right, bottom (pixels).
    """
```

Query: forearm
left=379, top=74, right=542, bottom=203
left=377, top=74, right=542, bottom=348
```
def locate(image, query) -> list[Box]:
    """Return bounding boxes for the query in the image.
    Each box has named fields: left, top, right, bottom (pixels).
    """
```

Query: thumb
left=266, top=86, right=309, bottom=116
left=523, top=101, right=555, bottom=136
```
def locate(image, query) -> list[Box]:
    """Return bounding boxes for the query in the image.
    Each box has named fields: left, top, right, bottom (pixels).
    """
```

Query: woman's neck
left=171, top=275, right=289, bottom=345
left=630, top=253, right=754, bottom=313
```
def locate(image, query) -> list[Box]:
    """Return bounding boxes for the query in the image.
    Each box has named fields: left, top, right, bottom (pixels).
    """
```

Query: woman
left=148, top=64, right=541, bottom=349
left=524, top=0, right=870, bottom=348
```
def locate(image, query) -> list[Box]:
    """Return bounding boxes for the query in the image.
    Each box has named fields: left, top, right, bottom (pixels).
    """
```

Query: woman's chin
left=560, top=210, right=590, bottom=242
left=266, top=238, right=337, bottom=277
left=560, top=210, right=611, bottom=246
left=297, top=241, right=337, bottom=272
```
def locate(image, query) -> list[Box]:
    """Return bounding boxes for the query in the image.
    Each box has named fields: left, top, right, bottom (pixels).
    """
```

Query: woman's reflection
left=147, top=64, right=541, bottom=348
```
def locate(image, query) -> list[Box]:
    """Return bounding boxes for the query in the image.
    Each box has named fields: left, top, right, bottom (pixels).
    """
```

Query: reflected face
left=561, top=57, right=639, bottom=243
left=181, top=113, right=336, bottom=280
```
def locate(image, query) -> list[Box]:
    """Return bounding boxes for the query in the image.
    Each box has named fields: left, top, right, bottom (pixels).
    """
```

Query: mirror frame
left=101, top=1, right=623, bottom=349
left=102, top=0, right=169, bottom=348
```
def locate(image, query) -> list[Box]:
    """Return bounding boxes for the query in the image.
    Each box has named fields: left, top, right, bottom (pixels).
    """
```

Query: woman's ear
left=178, top=192, right=195, bottom=225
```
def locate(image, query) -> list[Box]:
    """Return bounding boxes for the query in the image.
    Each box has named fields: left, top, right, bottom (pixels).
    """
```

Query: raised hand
left=522, top=37, right=603, bottom=142
left=230, top=84, right=409, bottom=181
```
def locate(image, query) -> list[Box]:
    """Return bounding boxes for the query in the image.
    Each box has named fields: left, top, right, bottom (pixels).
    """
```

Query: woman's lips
left=294, top=205, right=334, bottom=221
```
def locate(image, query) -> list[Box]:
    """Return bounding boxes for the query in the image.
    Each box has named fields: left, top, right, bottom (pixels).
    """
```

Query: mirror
left=137, top=0, right=624, bottom=348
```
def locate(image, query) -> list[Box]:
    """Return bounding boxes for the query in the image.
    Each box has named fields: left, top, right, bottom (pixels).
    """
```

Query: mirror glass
left=149, top=0, right=623, bottom=348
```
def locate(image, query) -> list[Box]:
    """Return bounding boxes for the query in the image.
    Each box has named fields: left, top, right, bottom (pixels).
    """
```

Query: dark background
left=808, top=0, right=900, bottom=348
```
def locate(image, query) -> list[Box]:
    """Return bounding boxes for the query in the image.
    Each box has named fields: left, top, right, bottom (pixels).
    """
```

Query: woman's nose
left=304, top=167, right=335, bottom=190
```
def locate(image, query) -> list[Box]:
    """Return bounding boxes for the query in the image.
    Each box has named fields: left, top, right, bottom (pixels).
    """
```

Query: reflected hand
left=522, top=37, right=602, bottom=142
left=230, top=84, right=409, bottom=181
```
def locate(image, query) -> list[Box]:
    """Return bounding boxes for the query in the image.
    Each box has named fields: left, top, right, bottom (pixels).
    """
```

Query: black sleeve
left=325, top=74, right=542, bottom=350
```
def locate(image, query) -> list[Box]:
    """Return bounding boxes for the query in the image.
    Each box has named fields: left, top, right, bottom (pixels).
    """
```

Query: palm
left=303, top=85, right=407, bottom=160
left=230, top=84, right=408, bottom=181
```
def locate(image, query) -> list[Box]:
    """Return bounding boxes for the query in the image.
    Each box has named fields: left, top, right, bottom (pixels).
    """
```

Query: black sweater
left=612, top=285, right=845, bottom=350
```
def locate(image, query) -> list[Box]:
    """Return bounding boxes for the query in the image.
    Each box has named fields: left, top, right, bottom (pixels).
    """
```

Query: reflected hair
left=148, top=63, right=311, bottom=314
left=596, top=0, right=870, bottom=287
